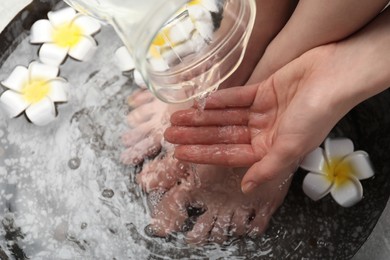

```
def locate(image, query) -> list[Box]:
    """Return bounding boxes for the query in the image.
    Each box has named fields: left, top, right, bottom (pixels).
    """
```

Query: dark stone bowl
left=0, top=0, right=389, bottom=259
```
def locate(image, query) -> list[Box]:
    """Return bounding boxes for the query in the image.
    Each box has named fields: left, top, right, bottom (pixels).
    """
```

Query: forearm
left=333, top=6, right=390, bottom=108
left=279, top=0, right=389, bottom=56
left=256, top=0, right=389, bottom=81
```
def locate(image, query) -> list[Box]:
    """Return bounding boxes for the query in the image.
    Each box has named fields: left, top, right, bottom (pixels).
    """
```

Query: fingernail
left=241, top=181, right=257, bottom=194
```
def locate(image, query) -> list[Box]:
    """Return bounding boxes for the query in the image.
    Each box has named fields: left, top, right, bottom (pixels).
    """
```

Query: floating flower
left=115, top=46, right=135, bottom=72
left=300, top=138, right=374, bottom=207
left=115, top=46, right=147, bottom=88
left=30, top=7, right=101, bottom=66
left=147, top=0, right=216, bottom=68
left=115, top=0, right=218, bottom=89
left=0, top=62, right=68, bottom=125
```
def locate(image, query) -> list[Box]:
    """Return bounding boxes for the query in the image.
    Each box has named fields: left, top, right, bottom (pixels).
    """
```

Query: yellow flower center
left=22, top=78, right=51, bottom=103
left=52, top=22, right=83, bottom=48
left=324, top=157, right=354, bottom=187
left=149, top=28, right=172, bottom=58
left=188, top=0, right=202, bottom=6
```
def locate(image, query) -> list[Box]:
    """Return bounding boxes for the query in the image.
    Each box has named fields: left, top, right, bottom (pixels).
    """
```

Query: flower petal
left=302, top=172, right=332, bottom=201
left=68, top=35, right=97, bottom=61
left=162, top=40, right=196, bottom=65
left=48, top=7, right=77, bottom=28
left=30, top=20, right=54, bottom=43
left=330, top=176, right=363, bottom=207
left=168, top=17, right=194, bottom=43
left=325, top=138, right=354, bottom=164
left=0, top=90, right=30, bottom=117
left=47, top=78, right=68, bottom=102
left=133, top=70, right=147, bottom=88
left=340, top=151, right=374, bottom=180
left=195, top=0, right=219, bottom=12
left=71, top=14, right=101, bottom=35
left=25, top=97, right=56, bottom=126
left=300, top=147, right=326, bottom=174
left=1, top=66, right=29, bottom=92
left=188, top=5, right=214, bottom=41
left=38, top=43, right=69, bottom=66
left=29, top=62, right=59, bottom=81
left=148, top=57, right=169, bottom=72
left=115, top=46, right=135, bottom=71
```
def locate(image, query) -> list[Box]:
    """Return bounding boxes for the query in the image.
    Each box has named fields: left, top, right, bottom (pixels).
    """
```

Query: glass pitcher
left=63, top=0, right=256, bottom=103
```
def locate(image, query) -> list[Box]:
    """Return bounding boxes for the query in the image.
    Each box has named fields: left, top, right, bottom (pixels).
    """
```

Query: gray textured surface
left=353, top=199, right=390, bottom=260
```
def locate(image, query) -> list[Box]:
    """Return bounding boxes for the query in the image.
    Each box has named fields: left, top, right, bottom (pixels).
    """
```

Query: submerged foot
left=142, top=155, right=291, bottom=245
left=120, top=90, right=169, bottom=165
left=121, top=91, right=291, bottom=245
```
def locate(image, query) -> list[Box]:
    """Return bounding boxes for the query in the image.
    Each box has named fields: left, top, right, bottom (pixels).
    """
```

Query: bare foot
left=120, top=90, right=170, bottom=165
left=121, top=88, right=193, bottom=165
left=121, top=91, right=291, bottom=245
left=142, top=155, right=292, bottom=245
left=136, top=149, right=190, bottom=192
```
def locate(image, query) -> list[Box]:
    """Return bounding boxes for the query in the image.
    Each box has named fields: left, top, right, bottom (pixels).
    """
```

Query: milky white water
left=0, top=19, right=265, bottom=259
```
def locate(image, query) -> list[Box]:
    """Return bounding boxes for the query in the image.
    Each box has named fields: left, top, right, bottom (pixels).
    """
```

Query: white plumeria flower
left=300, top=138, right=374, bottom=207
left=187, top=0, right=217, bottom=42
left=115, top=46, right=147, bottom=89
left=30, top=7, right=101, bottom=66
left=115, top=46, right=135, bottom=72
left=0, top=62, right=68, bottom=126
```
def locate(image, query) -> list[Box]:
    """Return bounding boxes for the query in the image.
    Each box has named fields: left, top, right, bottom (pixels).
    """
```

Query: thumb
left=241, top=138, right=303, bottom=194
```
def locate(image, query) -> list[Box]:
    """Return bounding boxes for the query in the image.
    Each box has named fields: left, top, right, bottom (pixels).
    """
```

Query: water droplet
left=81, top=223, right=88, bottom=229
left=144, top=224, right=156, bottom=237
left=68, top=157, right=81, bottom=170
left=316, top=240, right=329, bottom=248
left=90, top=135, right=99, bottom=144
left=102, top=188, right=114, bottom=198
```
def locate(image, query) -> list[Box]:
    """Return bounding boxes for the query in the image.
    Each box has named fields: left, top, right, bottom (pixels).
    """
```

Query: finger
left=120, top=134, right=162, bottom=165
left=209, top=210, right=233, bottom=244
left=241, top=137, right=302, bottom=193
left=174, top=145, right=258, bottom=167
left=165, top=126, right=250, bottom=145
left=203, top=84, right=259, bottom=109
left=170, top=108, right=249, bottom=126
left=146, top=188, right=190, bottom=237
left=186, top=210, right=215, bottom=245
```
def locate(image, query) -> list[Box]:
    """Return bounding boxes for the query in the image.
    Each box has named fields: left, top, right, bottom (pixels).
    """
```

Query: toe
left=147, top=187, right=190, bottom=237
left=186, top=210, right=215, bottom=245
left=127, top=103, right=155, bottom=127
left=136, top=152, right=187, bottom=192
left=209, top=210, right=233, bottom=244
left=247, top=209, right=272, bottom=238
left=230, top=207, right=253, bottom=237
left=121, top=121, right=154, bottom=147
left=120, top=134, right=162, bottom=165
left=128, top=90, right=154, bottom=107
